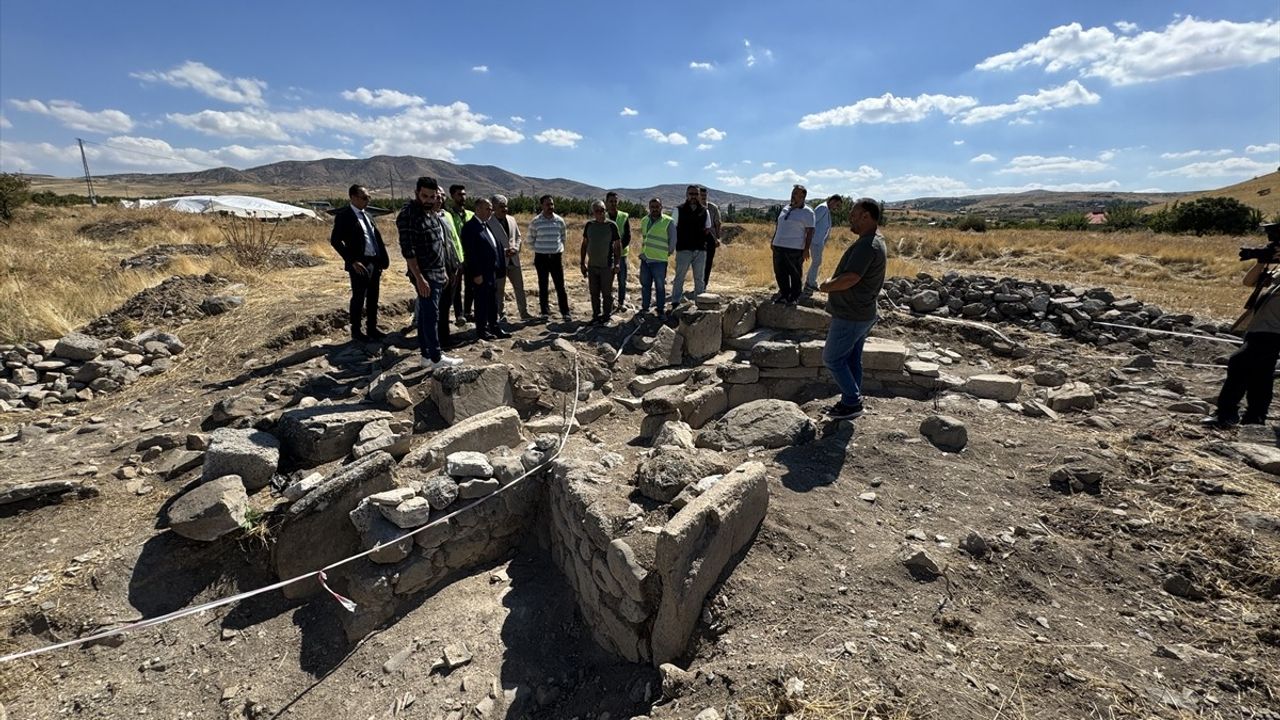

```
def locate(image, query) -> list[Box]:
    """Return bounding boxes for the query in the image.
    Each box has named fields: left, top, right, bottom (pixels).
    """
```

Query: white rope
left=1, top=354, right=583, bottom=664
left=1091, top=321, right=1242, bottom=345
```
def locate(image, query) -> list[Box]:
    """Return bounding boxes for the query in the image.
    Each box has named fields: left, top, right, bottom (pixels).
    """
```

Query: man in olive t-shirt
left=818, top=198, right=887, bottom=421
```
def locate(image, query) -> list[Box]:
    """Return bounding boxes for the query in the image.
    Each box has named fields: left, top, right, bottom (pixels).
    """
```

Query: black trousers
left=473, top=277, right=498, bottom=333
left=348, top=263, right=382, bottom=336
left=704, top=241, right=716, bottom=285
left=534, top=252, right=571, bottom=316
left=438, top=275, right=459, bottom=346
left=1216, top=331, right=1280, bottom=422
left=772, top=246, right=804, bottom=301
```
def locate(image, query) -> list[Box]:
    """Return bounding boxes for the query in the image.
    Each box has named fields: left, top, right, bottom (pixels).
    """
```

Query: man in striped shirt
left=527, top=195, right=572, bottom=321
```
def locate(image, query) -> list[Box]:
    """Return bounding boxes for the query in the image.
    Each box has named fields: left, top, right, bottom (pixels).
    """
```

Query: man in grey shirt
left=818, top=197, right=887, bottom=421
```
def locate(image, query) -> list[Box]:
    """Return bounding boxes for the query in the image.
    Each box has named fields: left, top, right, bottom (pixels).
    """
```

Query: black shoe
left=366, top=328, right=387, bottom=340
left=1241, top=416, right=1267, bottom=426
left=351, top=331, right=369, bottom=343
left=477, top=331, right=497, bottom=341
left=492, top=329, right=512, bottom=339
left=1200, top=415, right=1239, bottom=429
left=825, top=401, right=865, bottom=420
left=770, top=293, right=784, bottom=303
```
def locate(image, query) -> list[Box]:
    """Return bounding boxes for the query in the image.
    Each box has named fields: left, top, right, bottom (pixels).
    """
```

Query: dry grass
left=715, top=224, right=1252, bottom=319
left=738, top=661, right=921, bottom=719
left=0, top=205, right=332, bottom=343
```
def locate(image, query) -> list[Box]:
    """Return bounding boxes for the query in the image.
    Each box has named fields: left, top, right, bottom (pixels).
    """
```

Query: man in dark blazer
left=460, top=197, right=510, bottom=340
left=329, top=184, right=390, bottom=341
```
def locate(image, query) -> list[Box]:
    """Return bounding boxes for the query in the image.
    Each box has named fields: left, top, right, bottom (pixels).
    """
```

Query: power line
left=78, top=138, right=226, bottom=171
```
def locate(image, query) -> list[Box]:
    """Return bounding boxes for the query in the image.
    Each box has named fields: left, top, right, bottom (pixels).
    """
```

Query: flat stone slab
left=402, top=406, right=523, bottom=472
left=862, top=338, right=908, bottom=372
left=963, top=374, right=1022, bottom=402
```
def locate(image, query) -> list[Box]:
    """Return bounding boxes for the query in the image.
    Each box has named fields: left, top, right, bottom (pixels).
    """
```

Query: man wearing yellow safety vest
left=447, top=184, right=475, bottom=327
left=605, top=191, right=632, bottom=312
left=637, top=197, right=678, bottom=316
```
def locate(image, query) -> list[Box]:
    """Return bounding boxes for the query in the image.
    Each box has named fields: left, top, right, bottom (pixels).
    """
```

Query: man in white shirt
left=770, top=184, right=816, bottom=306
left=805, top=194, right=844, bottom=293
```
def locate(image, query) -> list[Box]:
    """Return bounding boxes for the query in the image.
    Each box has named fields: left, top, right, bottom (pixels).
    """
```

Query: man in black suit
left=329, top=184, right=390, bottom=341
left=460, top=198, right=510, bottom=340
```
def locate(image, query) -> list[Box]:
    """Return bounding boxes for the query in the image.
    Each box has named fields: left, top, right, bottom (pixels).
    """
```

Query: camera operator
left=1203, top=228, right=1280, bottom=428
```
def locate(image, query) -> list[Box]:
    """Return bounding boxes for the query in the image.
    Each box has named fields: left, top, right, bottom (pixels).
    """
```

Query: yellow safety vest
left=610, top=210, right=630, bottom=257
left=449, top=208, right=473, bottom=259
left=640, top=214, right=672, bottom=262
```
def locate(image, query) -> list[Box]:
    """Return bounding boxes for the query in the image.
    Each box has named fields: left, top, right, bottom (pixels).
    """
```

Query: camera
left=1239, top=223, right=1280, bottom=262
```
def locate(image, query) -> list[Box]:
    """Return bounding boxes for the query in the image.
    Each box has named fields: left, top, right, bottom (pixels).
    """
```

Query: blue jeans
left=416, top=279, right=445, bottom=362
left=617, top=255, right=628, bottom=307
left=823, top=316, right=877, bottom=406
left=671, top=250, right=706, bottom=307
left=639, top=259, right=667, bottom=312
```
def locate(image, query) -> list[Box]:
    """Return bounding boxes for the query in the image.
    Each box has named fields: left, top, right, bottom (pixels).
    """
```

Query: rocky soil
left=0, top=274, right=1277, bottom=720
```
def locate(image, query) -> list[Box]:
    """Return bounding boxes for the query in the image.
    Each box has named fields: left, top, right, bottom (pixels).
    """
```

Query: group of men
left=331, top=176, right=890, bottom=421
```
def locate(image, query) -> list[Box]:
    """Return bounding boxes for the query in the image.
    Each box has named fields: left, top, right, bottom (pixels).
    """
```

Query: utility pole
left=77, top=138, right=97, bottom=207
left=388, top=168, right=395, bottom=207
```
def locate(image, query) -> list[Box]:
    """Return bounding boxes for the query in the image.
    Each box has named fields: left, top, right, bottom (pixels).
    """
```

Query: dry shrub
left=737, top=661, right=919, bottom=719
left=218, top=215, right=281, bottom=267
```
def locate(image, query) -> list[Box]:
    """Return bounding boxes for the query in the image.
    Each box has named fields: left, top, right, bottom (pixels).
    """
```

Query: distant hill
left=1144, top=170, right=1280, bottom=218
left=75, top=155, right=777, bottom=209
left=890, top=189, right=1189, bottom=220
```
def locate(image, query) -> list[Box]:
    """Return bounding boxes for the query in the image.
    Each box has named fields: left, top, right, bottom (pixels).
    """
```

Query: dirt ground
left=1, top=250, right=1278, bottom=720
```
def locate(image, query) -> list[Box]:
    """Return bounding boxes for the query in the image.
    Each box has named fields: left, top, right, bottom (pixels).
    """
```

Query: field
left=0, top=205, right=1261, bottom=344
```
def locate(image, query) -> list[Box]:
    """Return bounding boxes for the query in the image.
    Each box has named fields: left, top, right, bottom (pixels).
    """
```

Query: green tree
left=0, top=173, right=32, bottom=220
left=956, top=214, right=987, bottom=232
left=1055, top=212, right=1089, bottom=231
left=1104, top=202, right=1144, bottom=230
left=1170, top=196, right=1258, bottom=236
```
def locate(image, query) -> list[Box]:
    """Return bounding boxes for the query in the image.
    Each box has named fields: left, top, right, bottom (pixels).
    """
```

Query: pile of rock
left=0, top=329, right=185, bottom=412
left=883, top=272, right=1231, bottom=345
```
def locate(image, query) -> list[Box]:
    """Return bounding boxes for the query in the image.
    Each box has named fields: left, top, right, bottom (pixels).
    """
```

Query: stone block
left=634, top=446, right=732, bottom=503
left=349, top=497, right=414, bottom=564
left=166, top=475, right=248, bottom=541
left=715, top=362, right=759, bottom=384
left=697, top=399, right=815, bottom=451
left=755, top=302, right=830, bottom=331
left=430, top=364, right=513, bottom=424
left=277, top=406, right=394, bottom=466
left=574, top=396, right=614, bottom=426
left=726, top=382, right=770, bottom=409
left=721, top=296, right=757, bottom=338
left=1048, top=382, right=1097, bottom=412
left=457, top=478, right=501, bottom=499
left=637, top=326, right=685, bottom=371
left=759, top=367, right=819, bottom=380
left=652, top=420, right=695, bottom=450
left=446, top=451, right=493, bottom=478
left=799, top=340, right=825, bottom=367
left=919, top=414, right=968, bottom=452
left=751, top=341, right=799, bottom=368
left=724, top=327, right=778, bottom=352
left=651, top=461, right=768, bottom=663
left=402, top=406, right=523, bottom=472
left=629, top=368, right=693, bottom=396
left=963, top=374, right=1022, bottom=402
left=681, top=385, right=727, bottom=431
left=201, top=428, right=280, bottom=491
left=53, top=332, right=102, bottom=361
left=862, top=338, right=908, bottom=372
left=679, top=310, right=724, bottom=362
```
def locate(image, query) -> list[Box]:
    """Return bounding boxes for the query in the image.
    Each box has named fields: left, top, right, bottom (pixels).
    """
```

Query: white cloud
left=970, top=153, right=997, bottom=163
left=166, top=109, right=291, bottom=141
left=953, top=140, right=966, bottom=146
left=761, top=161, right=777, bottom=168
left=698, top=127, right=727, bottom=142
left=704, top=162, right=720, bottom=170
left=997, top=154, right=1110, bottom=175
left=665, top=160, right=680, bottom=167
left=532, top=128, right=583, bottom=148
left=696, top=143, right=713, bottom=151
left=9, top=99, right=134, bottom=134
left=1159, top=148, right=1232, bottom=159
left=0, top=114, right=10, bottom=129
left=807, top=166, right=883, bottom=182
left=471, top=65, right=489, bottom=73
left=977, top=16, right=1280, bottom=85
left=1245, top=142, right=1280, bottom=154
left=1114, top=20, right=1139, bottom=34
left=1153, top=156, right=1276, bottom=178
left=356, top=103, right=523, bottom=160
left=718, top=175, right=746, bottom=187
left=956, top=80, right=1100, bottom=124
left=133, top=61, right=267, bottom=106
left=510, top=116, right=525, bottom=124
left=689, top=61, right=713, bottom=71
left=741, top=160, right=752, bottom=165
left=341, top=87, right=423, bottom=108
left=750, top=168, right=806, bottom=186
left=858, top=174, right=1123, bottom=200
left=620, top=107, right=638, bottom=116
left=799, top=92, right=978, bottom=129
left=1097, top=149, right=1117, bottom=162
left=643, top=128, right=688, bottom=145
left=0, top=135, right=353, bottom=174
left=743, top=38, right=773, bottom=67
left=1009, top=117, right=1035, bottom=126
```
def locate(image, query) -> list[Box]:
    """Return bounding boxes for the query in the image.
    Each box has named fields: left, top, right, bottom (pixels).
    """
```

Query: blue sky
left=1, top=1, right=1277, bottom=201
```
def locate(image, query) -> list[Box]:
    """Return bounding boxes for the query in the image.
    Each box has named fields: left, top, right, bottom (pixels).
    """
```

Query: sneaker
left=492, top=328, right=512, bottom=339
left=562, top=313, right=573, bottom=323
left=436, top=354, right=464, bottom=368
left=825, top=401, right=864, bottom=420
left=784, top=297, right=799, bottom=307
left=1200, top=415, right=1239, bottom=429
left=770, top=292, right=784, bottom=303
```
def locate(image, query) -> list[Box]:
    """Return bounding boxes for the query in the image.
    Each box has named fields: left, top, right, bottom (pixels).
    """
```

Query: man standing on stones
left=771, top=184, right=816, bottom=306
left=818, top=198, right=886, bottom=421
left=699, top=186, right=722, bottom=288
left=805, top=194, right=844, bottom=293
left=396, top=176, right=462, bottom=370
left=638, top=197, right=677, bottom=316
left=670, top=184, right=713, bottom=310
left=461, top=198, right=509, bottom=340
left=447, top=184, right=474, bottom=326
left=579, top=200, right=622, bottom=324
left=330, top=184, right=390, bottom=342
left=434, top=188, right=466, bottom=350
left=528, top=195, right=572, bottom=322
left=488, top=194, right=530, bottom=321
left=605, top=191, right=632, bottom=312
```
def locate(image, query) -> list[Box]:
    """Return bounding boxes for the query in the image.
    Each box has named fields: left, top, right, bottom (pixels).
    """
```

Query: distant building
left=1086, top=210, right=1107, bottom=225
